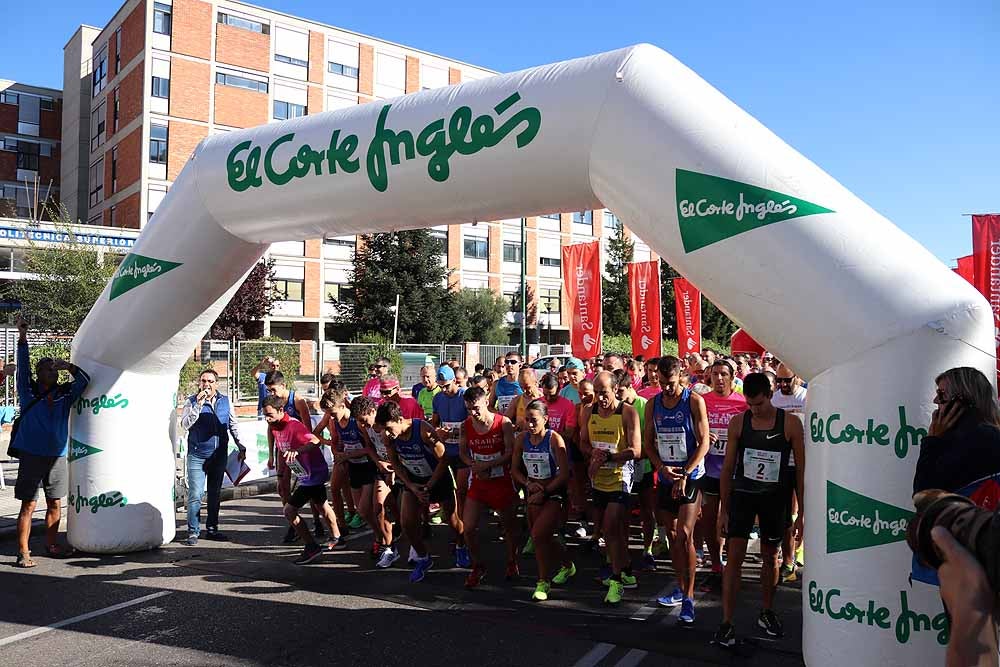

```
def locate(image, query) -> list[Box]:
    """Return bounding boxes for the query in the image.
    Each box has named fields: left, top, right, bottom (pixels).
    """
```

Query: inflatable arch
left=70, top=45, right=990, bottom=665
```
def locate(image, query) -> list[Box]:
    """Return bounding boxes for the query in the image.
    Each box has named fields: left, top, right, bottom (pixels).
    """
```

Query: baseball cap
left=379, top=376, right=401, bottom=390
left=436, top=365, right=456, bottom=382
left=565, top=357, right=585, bottom=370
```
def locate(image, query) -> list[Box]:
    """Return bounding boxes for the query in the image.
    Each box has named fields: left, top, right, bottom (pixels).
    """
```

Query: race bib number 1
left=743, top=448, right=781, bottom=484
left=656, top=430, right=687, bottom=464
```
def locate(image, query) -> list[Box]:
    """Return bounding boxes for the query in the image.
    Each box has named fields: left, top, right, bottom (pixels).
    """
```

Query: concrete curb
left=0, top=478, right=279, bottom=543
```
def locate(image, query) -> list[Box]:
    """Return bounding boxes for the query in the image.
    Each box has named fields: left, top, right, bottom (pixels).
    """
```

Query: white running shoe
left=376, top=547, right=401, bottom=569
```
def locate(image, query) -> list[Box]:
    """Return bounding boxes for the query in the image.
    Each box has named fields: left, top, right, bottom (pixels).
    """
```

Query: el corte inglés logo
left=675, top=169, right=834, bottom=252
left=68, top=438, right=102, bottom=462
left=110, top=253, right=182, bottom=300
left=826, top=481, right=914, bottom=553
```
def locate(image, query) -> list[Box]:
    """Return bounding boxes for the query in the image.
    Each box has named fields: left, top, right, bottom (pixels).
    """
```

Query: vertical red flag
left=627, top=261, right=662, bottom=358
left=972, top=214, right=1000, bottom=386
left=954, top=254, right=975, bottom=286
left=561, top=241, right=603, bottom=359
left=673, top=277, right=702, bottom=356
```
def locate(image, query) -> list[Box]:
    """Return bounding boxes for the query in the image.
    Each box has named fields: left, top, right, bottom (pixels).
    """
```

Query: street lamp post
left=520, top=216, right=527, bottom=357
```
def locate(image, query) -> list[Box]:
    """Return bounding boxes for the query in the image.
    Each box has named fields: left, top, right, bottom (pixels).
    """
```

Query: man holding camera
left=12, top=317, right=90, bottom=567
left=180, top=369, right=246, bottom=545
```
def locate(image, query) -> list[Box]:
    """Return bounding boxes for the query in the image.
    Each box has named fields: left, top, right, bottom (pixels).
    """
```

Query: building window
left=1, top=92, right=17, bottom=105
left=325, top=283, right=353, bottom=303
left=92, top=47, right=108, bottom=97
left=502, top=241, right=522, bottom=263
left=217, top=12, right=269, bottom=34
left=152, top=76, right=170, bottom=98
left=149, top=124, right=168, bottom=164
left=540, top=288, right=561, bottom=314
left=153, top=2, right=172, bottom=35
left=540, top=212, right=560, bottom=220
left=540, top=257, right=561, bottom=268
left=112, top=88, right=120, bottom=132
left=323, top=237, right=356, bottom=247
left=328, top=62, right=359, bottom=78
left=429, top=229, right=447, bottom=255
left=110, top=146, right=118, bottom=193
left=604, top=211, right=621, bottom=231
left=274, top=279, right=303, bottom=302
left=216, top=72, right=268, bottom=93
left=91, top=101, right=106, bottom=151
left=15, top=141, right=40, bottom=171
left=572, top=210, right=593, bottom=225
left=89, top=158, right=104, bottom=206
left=463, top=237, right=488, bottom=260
left=114, top=27, right=122, bottom=73
left=275, top=54, right=308, bottom=67
left=273, top=100, right=306, bottom=120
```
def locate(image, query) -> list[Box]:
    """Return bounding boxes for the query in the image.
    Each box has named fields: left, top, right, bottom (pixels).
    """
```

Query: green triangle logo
left=68, top=438, right=102, bottom=462
left=675, top=169, right=835, bottom=252
left=109, top=253, right=182, bottom=301
left=826, top=481, right=914, bottom=553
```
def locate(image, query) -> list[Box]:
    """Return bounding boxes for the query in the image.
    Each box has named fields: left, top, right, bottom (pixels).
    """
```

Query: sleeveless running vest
left=734, top=408, right=791, bottom=495
left=494, top=378, right=522, bottom=414
left=464, top=412, right=509, bottom=480
left=284, top=390, right=301, bottom=421
left=334, top=416, right=366, bottom=463
left=652, top=388, right=703, bottom=482
left=522, top=429, right=558, bottom=481
left=588, top=402, right=634, bottom=493
left=393, top=419, right=438, bottom=479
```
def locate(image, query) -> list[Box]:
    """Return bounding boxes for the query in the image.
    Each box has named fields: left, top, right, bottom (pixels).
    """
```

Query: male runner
left=489, top=351, right=524, bottom=416
left=431, top=365, right=472, bottom=567
left=415, top=365, right=439, bottom=418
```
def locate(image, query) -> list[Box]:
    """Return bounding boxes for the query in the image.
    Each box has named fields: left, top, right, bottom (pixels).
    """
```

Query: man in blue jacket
left=180, top=369, right=246, bottom=545
left=13, top=317, right=90, bottom=567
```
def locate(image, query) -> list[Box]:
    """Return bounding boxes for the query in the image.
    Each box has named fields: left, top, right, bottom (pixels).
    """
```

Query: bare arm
left=686, top=392, right=711, bottom=475
left=547, top=431, right=571, bottom=494
left=719, top=415, right=742, bottom=514
left=612, top=403, right=641, bottom=462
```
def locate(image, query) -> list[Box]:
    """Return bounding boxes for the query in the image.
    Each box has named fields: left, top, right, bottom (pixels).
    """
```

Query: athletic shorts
left=700, top=475, right=721, bottom=496
left=656, top=476, right=702, bottom=515
left=567, top=439, right=586, bottom=464
left=14, top=453, right=68, bottom=501
left=592, top=489, right=631, bottom=510
left=467, top=478, right=516, bottom=512
left=406, top=474, right=455, bottom=505
left=635, top=463, right=655, bottom=493
left=289, top=484, right=328, bottom=509
left=347, top=459, right=377, bottom=489
left=726, top=491, right=789, bottom=544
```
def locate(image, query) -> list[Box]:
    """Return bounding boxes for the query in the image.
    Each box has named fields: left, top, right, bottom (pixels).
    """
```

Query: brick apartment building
left=0, top=81, right=62, bottom=219
left=61, top=0, right=659, bottom=346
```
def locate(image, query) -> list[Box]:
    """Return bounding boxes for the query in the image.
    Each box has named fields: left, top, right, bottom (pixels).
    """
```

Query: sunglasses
left=775, top=378, right=793, bottom=384
left=504, top=359, right=520, bottom=365
left=380, top=388, right=398, bottom=396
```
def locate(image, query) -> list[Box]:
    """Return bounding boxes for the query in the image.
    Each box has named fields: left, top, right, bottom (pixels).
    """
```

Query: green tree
left=209, top=258, right=279, bottom=340
left=338, top=230, right=459, bottom=343
left=659, top=259, right=737, bottom=351
left=603, top=226, right=634, bottom=336
left=454, top=288, right=510, bottom=344
left=10, top=209, right=118, bottom=335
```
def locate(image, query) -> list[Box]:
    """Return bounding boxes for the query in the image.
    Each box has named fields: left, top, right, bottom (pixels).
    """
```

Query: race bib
left=593, top=440, right=619, bottom=469
left=743, top=448, right=781, bottom=484
left=343, top=440, right=364, bottom=455
left=369, top=430, right=389, bottom=461
left=402, top=456, right=434, bottom=478
left=709, top=427, right=728, bottom=456
left=523, top=451, right=552, bottom=480
left=656, top=430, right=687, bottom=464
left=474, top=452, right=504, bottom=478
left=442, top=421, right=462, bottom=446
left=497, top=394, right=516, bottom=413
left=287, top=457, right=309, bottom=481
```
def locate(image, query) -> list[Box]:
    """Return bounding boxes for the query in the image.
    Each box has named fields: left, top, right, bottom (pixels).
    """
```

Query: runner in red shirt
left=460, top=386, right=519, bottom=588
left=380, top=375, right=423, bottom=418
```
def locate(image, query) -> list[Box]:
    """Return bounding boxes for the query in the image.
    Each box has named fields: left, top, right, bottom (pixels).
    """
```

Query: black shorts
left=726, top=490, right=789, bottom=544
left=567, top=439, right=586, bottom=464
left=406, top=474, right=455, bottom=505
left=592, top=489, right=631, bottom=510
left=700, top=475, right=721, bottom=496
left=14, top=453, right=68, bottom=501
left=657, top=476, right=702, bottom=515
left=289, top=484, right=328, bottom=509
left=635, top=464, right=655, bottom=493
left=347, top=459, right=377, bottom=489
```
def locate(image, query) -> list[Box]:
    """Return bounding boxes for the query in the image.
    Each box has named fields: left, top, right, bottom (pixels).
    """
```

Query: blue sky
left=3, top=0, right=996, bottom=264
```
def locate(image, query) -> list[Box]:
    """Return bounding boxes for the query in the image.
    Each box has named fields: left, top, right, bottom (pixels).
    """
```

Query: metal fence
left=480, top=345, right=521, bottom=368
left=235, top=339, right=318, bottom=404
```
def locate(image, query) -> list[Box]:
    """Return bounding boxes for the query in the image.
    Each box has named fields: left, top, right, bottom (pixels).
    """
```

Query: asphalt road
left=0, top=494, right=805, bottom=666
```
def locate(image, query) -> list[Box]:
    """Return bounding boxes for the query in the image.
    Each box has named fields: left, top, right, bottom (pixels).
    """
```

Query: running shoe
left=408, top=545, right=419, bottom=565
left=795, top=545, right=804, bottom=568
left=552, top=562, right=576, bottom=585
left=326, top=535, right=348, bottom=551
left=455, top=546, right=471, bottom=568
left=757, top=609, right=784, bottom=638
left=409, top=556, right=433, bottom=583
left=713, top=622, right=736, bottom=648
left=505, top=559, right=520, bottom=580
left=521, top=536, right=535, bottom=556
left=282, top=525, right=298, bottom=544
left=203, top=529, right=229, bottom=542
left=652, top=540, right=669, bottom=558
left=604, top=579, right=624, bottom=605
left=294, top=542, right=323, bottom=565
left=532, top=580, right=551, bottom=601
left=376, top=546, right=400, bottom=569
left=183, top=534, right=198, bottom=546
left=465, top=563, right=487, bottom=589
left=638, top=551, right=657, bottom=572
left=779, top=563, right=797, bottom=583
left=348, top=513, right=366, bottom=530
left=749, top=526, right=760, bottom=541
left=678, top=597, right=696, bottom=626
left=597, top=564, right=613, bottom=585
left=699, top=569, right=722, bottom=593
left=657, top=587, right=684, bottom=607
left=620, top=572, right=638, bottom=589
left=573, top=524, right=589, bottom=539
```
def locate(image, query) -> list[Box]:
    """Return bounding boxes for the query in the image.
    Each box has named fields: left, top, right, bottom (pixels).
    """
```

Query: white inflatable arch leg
left=71, top=44, right=991, bottom=665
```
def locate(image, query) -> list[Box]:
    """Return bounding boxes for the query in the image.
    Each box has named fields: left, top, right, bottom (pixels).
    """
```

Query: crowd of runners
left=253, top=348, right=807, bottom=646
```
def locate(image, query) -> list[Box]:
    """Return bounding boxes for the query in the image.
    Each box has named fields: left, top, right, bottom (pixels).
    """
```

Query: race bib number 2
left=743, top=448, right=781, bottom=484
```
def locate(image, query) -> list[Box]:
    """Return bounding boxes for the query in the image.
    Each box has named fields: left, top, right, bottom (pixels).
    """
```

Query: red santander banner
left=673, top=277, right=702, bottom=356
left=561, top=241, right=603, bottom=358
left=972, top=214, right=1000, bottom=386
left=954, top=254, right=974, bottom=286
left=627, top=261, right=662, bottom=358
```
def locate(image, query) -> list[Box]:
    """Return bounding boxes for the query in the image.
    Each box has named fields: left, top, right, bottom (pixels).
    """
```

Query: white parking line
left=572, top=642, right=615, bottom=667
left=0, top=591, right=173, bottom=647
left=613, top=648, right=648, bottom=667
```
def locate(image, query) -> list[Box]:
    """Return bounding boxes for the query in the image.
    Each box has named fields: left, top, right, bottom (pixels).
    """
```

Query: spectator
left=363, top=357, right=391, bottom=401
left=12, top=317, right=90, bottom=567
left=251, top=356, right=280, bottom=416
left=180, top=369, right=246, bottom=545
left=411, top=364, right=434, bottom=399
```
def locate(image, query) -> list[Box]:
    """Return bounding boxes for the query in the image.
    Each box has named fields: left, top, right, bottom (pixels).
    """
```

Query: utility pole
left=391, top=293, right=400, bottom=347
left=520, top=217, right=527, bottom=357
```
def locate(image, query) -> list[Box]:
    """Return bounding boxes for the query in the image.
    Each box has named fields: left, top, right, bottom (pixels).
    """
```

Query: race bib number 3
left=743, top=448, right=781, bottom=484
left=523, top=451, right=552, bottom=480
left=710, top=427, right=727, bottom=456
left=656, top=430, right=687, bottom=464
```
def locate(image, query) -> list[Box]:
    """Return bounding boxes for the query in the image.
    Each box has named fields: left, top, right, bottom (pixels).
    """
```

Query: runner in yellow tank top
left=506, top=368, right=542, bottom=433
left=580, top=371, right=641, bottom=605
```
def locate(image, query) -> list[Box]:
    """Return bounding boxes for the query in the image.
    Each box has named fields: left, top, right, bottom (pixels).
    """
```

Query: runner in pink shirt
left=363, top=357, right=392, bottom=401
